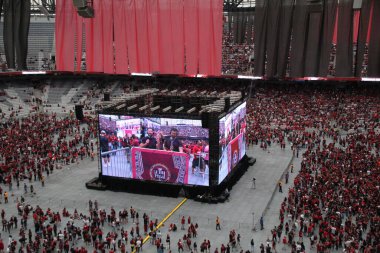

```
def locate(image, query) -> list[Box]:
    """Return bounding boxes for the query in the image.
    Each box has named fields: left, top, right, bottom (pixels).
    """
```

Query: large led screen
left=99, top=115, right=209, bottom=186
left=218, top=102, right=247, bottom=184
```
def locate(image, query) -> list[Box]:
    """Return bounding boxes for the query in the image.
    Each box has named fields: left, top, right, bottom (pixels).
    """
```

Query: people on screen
left=139, top=128, right=158, bottom=149
left=130, top=134, right=140, bottom=147
left=100, top=130, right=110, bottom=167
left=192, top=141, right=205, bottom=174
left=156, top=132, right=164, bottom=150
left=164, top=128, right=183, bottom=152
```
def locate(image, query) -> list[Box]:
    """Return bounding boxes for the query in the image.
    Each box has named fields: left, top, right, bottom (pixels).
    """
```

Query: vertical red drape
left=84, top=18, right=94, bottom=72
left=125, top=0, right=139, bottom=72
left=333, top=9, right=339, bottom=44
left=85, top=0, right=114, bottom=73
left=59, top=0, right=223, bottom=76
left=198, top=0, right=212, bottom=75
left=353, top=10, right=360, bottom=43
left=211, top=0, right=223, bottom=75
left=146, top=0, right=160, bottom=72
left=135, top=0, right=151, bottom=72
left=367, top=0, right=374, bottom=43
left=113, top=0, right=129, bottom=74
left=170, top=0, right=185, bottom=74
left=75, top=15, right=84, bottom=71
left=55, top=0, right=76, bottom=71
left=102, top=0, right=115, bottom=74
left=184, top=0, right=199, bottom=75
left=158, top=0, right=175, bottom=74
left=85, top=0, right=104, bottom=72
left=93, top=0, right=103, bottom=72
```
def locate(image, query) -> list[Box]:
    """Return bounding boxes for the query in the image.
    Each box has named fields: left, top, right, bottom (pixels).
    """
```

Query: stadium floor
left=1, top=142, right=301, bottom=252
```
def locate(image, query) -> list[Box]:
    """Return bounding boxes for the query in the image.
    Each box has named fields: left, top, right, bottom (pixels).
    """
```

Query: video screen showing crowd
left=218, top=102, right=247, bottom=184
left=99, top=115, right=210, bottom=186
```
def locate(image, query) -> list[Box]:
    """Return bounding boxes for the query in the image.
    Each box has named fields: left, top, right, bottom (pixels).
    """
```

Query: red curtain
left=158, top=0, right=175, bottom=73
left=156, top=0, right=185, bottom=74
left=211, top=0, right=223, bottom=75
left=102, top=0, right=115, bottom=74
left=198, top=0, right=212, bottom=75
left=125, top=0, right=139, bottom=72
left=184, top=0, right=199, bottom=75
left=353, top=10, right=360, bottom=43
left=135, top=0, right=151, bottom=72
left=113, top=0, right=129, bottom=74
left=367, top=0, right=374, bottom=43
left=85, top=0, right=104, bottom=72
left=198, top=0, right=223, bottom=75
left=57, top=0, right=223, bottom=76
left=333, top=9, right=338, bottom=44
left=75, top=15, right=84, bottom=71
left=84, top=18, right=94, bottom=72
left=94, top=0, right=104, bottom=73
left=170, top=0, right=185, bottom=74
left=55, top=0, right=76, bottom=71
left=85, top=0, right=114, bottom=73
left=146, top=0, right=160, bottom=72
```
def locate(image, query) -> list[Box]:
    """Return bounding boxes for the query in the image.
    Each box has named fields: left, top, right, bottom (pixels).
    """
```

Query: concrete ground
left=0, top=141, right=303, bottom=252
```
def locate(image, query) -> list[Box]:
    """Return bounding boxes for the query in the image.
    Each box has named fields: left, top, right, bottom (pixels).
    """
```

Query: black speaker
left=77, top=6, right=94, bottom=18
left=73, top=0, right=87, bottom=8
left=201, top=112, right=209, bottom=128
left=224, top=97, right=230, bottom=112
left=104, top=93, right=110, bottom=101
left=75, top=105, right=84, bottom=120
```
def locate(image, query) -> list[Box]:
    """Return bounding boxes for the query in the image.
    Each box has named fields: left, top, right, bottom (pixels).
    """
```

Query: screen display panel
left=218, top=102, right=247, bottom=184
left=99, top=115, right=209, bottom=186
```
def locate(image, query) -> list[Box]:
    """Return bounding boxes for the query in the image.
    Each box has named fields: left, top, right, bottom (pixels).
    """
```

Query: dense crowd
left=159, top=127, right=208, bottom=139
left=245, top=84, right=380, bottom=253
left=222, top=32, right=253, bottom=75
left=0, top=83, right=379, bottom=253
left=0, top=200, right=170, bottom=253
left=0, top=113, right=98, bottom=191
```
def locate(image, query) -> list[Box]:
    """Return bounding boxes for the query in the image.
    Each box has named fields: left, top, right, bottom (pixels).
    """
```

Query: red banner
left=230, top=134, right=240, bottom=169
left=131, top=147, right=189, bottom=184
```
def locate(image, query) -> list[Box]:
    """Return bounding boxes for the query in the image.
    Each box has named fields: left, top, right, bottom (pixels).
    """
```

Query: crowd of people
left=0, top=112, right=99, bottom=195
left=245, top=83, right=380, bottom=253
left=222, top=32, right=253, bottom=75
left=0, top=200, right=171, bottom=253
left=0, top=82, right=379, bottom=253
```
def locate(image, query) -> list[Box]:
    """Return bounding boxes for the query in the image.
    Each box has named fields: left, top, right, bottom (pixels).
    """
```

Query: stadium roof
left=224, top=0, right=256, bottom=11
left=31, top=0, right=55, bottom=15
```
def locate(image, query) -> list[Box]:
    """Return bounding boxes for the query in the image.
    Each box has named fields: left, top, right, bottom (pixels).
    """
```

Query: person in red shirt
left=130, top=135, right=140, bottom=147
left=192, top=141, right=205, bottom=174
left=178, top=239, right=184, bottom=253
left=181, top=216, right=185, bottom=230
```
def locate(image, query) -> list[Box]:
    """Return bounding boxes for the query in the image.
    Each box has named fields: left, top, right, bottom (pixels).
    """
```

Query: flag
left=230, top=133, right=240, bottom=170
left=131, top=147, right=189, bottom=184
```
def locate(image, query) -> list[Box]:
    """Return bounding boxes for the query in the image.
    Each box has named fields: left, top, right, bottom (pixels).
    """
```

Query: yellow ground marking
left=132, top=197, right=188, bottom=252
